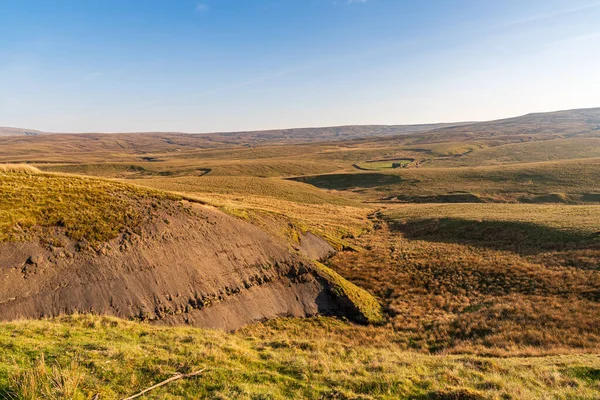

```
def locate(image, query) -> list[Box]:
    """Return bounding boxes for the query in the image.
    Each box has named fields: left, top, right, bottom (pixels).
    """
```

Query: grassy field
left=292, top=158, right=600, bottom=202
left=422, top=138, right=600, bottom=168
left=325, top=203, right=600, bottom=355
left=127, top=176, right=360, bottom=206
left=383, top=203, right=600, bottom=236
left=1, top=315, right=600, bottom=399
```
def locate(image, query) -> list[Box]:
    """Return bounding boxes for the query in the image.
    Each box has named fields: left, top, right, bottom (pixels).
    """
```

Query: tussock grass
left=1, top=315, right=600, bottom=399
left=6, top=355, right=83, bottom=400
left=0, top=171, right=180, bottom=242
left=0, top=164, right=41, bottom=174
left=326, top=204, right=600, bottom=354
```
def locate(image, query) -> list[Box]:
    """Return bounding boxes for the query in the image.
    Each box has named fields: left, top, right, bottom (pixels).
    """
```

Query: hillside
left=291, top=157, right=600, bottom=203
left=0, top=167, right=381, bottom=330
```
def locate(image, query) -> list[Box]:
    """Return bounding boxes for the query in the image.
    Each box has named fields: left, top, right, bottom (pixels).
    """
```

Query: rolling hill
left=2, top=107, right=600, bottom=399
left=0, top=166, right=381, bottom=330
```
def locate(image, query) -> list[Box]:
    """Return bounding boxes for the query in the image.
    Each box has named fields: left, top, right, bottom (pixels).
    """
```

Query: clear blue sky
left=1, top=0, right=599, bottom=132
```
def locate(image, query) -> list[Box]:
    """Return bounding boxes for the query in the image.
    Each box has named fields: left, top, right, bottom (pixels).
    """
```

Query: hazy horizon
left=2, top=0, right=600, bottom=133
left=4, top=105, right=600, bottom=135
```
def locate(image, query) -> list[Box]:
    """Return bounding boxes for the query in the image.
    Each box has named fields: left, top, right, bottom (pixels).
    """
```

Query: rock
left=27, top=255, right=44, bottom=265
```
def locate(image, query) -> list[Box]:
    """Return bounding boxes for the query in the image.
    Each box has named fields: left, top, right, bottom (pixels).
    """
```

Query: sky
left=1, top=0, right=599, bottom=133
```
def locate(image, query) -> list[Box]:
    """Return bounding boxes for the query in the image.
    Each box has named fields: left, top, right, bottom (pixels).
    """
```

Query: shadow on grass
left=289, top=173, right=405, bottom=191
left=0, top=387, right=16, bottom=400
left=408, top=390, right=486, bottom=400
left=387, top=217, right=598, bottom=255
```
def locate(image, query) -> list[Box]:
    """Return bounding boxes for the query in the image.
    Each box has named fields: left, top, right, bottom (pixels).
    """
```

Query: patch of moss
left=312, top=261, right=383, bottom=324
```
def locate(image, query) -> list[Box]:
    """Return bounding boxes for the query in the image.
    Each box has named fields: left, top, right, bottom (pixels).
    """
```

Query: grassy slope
left=384, top=203, right=600, bottom=235
left=2, top=315, right=600, bottom=400
left=127, top=176, right=359, bottom=206
left=0, top=170, right=181, bottom=243
left=423, top=138, right=600, bottom=168
left=292, top=158, right=600, bottom=202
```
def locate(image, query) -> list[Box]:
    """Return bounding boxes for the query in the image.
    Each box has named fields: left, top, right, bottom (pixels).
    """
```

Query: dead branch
left=121, top=368, right=206, bottom=400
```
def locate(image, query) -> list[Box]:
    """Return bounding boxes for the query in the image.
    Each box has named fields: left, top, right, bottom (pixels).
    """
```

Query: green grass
left=355, top=159, right=413, bottom=170
left=2, top=315, right=600, bottom=399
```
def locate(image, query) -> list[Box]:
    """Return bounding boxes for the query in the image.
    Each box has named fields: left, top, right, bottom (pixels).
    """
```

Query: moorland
left=1, top=107, right=600, bottom=399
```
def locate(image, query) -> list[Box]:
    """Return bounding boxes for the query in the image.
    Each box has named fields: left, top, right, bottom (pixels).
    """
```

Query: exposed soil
left=297, top=232, right=336, bottom=261
left=0, top=201, right=350, bottom=330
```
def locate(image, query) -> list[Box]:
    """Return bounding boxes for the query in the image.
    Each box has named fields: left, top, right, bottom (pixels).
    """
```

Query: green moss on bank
left=313, top=261, right=384, bottom=324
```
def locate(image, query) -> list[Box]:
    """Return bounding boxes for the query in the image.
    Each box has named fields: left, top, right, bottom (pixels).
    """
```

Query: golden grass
left=293, top=158, right=600, bottom=203
left=0, top=171, right=180, bottom=242
left=0, top=164, right=41, bottom=174
left=127, top=175, right=360, bottom=206
left=383, top=203, right=600, bottom=235
left=424, top=137, right=600, bottom=168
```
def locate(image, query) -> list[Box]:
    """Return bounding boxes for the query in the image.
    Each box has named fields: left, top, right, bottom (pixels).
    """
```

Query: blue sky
left=1, top=0, right=599, bottom=132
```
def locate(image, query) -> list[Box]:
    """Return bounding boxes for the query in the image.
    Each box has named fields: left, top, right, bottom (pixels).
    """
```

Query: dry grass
left=0, top=164, right=41, bottom=174
left=127, top=175, right=360, bottom=206
left=424, top=137, right=600, bottom=168
left=325, top=204, right=600, bottom=354
left=7, top=355, right=83, bottom=400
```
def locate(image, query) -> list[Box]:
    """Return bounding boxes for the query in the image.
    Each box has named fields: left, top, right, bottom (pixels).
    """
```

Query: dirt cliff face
left=0, top=201, right=347, bottom=330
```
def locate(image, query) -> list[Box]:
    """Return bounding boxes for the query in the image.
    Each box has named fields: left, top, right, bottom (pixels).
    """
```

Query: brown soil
left=0, top=201, right=348, bottom=330
left=297, top=232, right=336, bottom=261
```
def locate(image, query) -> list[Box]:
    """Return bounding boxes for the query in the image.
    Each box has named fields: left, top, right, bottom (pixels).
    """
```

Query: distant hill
left=0, top=122, right=470, bottom=142
left=199, top=122, right=473, bottom=144
left=3, top=107, right=600, bottom=144
left=2, top=107, right=599, bottom=165
left=0, top=127, right=43, bottom=137
left=397, top=107, right=600, bottom=144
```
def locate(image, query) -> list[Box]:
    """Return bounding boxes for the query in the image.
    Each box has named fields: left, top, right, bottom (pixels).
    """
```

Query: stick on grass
left=121, top=368, right=206, bottom=400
